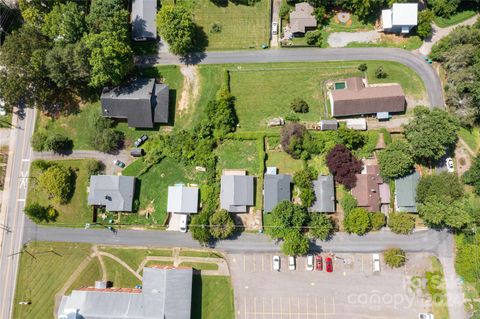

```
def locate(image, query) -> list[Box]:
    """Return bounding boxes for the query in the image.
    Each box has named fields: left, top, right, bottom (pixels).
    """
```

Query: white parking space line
left=244, top=255, right=246, bottom=272
left=254, top=297, right=257, bottom=319
left=17, top=198, right=25, bottom=202
left=244, top=296, right=247, bottom=319
left=21, top=158, right=30, bottom=162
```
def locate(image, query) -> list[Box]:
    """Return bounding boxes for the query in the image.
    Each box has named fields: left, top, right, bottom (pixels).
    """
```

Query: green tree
left=293, top=167, right=317, bottom=207
left=202, top=88, right=238, bottom=138
left=157, top=5, right=197, bottom=55
left=384, top=248, right=406, bottom=268
left=281, top=230, right=310, bottom=256
left=209, top=209, right=235, bottom=239
left=85, top=160, right=105, bottom=176
left=340, top=192, right=357, bottom=214
left=463, top=156, right=480, bottom=195
left=358, top=63, right=368, bottom=72
left=388, top=212, right=415, bottom=234
left=305, top=29, right=322, bottom=47
left=350, top=0, right=385, bottom=20
left=403, top=106, right=460, bottom=162
left=375, top=66, right=387, bottom=79
left=42, top=2, right=86, bottom=43
left=416, top=172, right=464, bottom=204
left=190, top=211, right=212, bottom=245
left=290, top=98, right=309, bottom=113
left=38, top=165, right=74, bottom=204
left=419, top=196, right=472, bottom=229
left=416, top=9, right=434, bottom=39
left=369, top=212, right=385, bottom=231
left=95, top=129, right=124, bottom=154
left=24, top=203, right=58, bottom=223
left=336, top=126, right=366, bottom=150
left=85, top=31, right=133, bottom=88
left=378, top=140, right=414, bottom=179
left=44, top=134, right=73, bottom=153
left=343, top=208, right=371, bottom=235
left=429, top=0, right=460, bottom=18
left=86, top=0, right=128, bottom=34
left=308, top=213, right=334, bottom=240
left=268, top=201, right=308, bottom=239
left=31, top=131, right=48, bottom=151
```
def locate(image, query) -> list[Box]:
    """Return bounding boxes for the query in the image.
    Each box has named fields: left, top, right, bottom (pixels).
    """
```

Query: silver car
left=306, top=254, right=314, bottom=271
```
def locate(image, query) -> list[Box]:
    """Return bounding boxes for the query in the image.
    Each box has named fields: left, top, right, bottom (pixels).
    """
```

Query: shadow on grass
left=191, top=274, right=203, bottom=319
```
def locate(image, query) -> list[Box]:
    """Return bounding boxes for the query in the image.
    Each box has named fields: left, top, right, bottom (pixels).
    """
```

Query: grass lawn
left=179, top=262, right=219, bottom=271
left=216, top=140, right=260, bottom=175
left=144, top=260, right=175, bottom=268
left=325, top=14, right=375, bottom=33
left=346, top=35, right=423, bottom=51
left=102, top=256, right=141, bottom=288
left=434, top=10, right=477, bottom=28
left=266, top=151, right=304, bottom=175
left=427, top=257, right=449, bottom=319
left=191, top=275, right=235, bottom=319
left=122, top=157, right=207, bottom=225
left=35, top=65, right=184, bottom=148
left=179, top=250, right=224, bottom=258
left=13, top=242, right=93, bottom=319
left=99, top=247, right=173, bottom=270
left=164, top=0, right=270, bottom=50
left=66, top=257, right=102, bottom=294
left=459, top=127, right=479, bottom=152
left=27, top=159, right=92, bottom=226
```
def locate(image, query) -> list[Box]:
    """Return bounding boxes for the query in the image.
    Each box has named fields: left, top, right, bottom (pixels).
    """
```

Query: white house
left=381, top=3, right=418, bottom=34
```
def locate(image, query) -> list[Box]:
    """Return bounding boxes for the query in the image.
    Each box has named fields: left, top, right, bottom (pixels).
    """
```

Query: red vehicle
left=325, top=257, right=333, bottom=273
left=315, top=255, right=323, bottom=271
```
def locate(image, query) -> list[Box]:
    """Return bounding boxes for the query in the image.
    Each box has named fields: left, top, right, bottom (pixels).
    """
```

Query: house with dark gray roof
left=57, top=266, right=193, bottom=319
left=395, top=171, right=420, bottom=212
left=263, top=173, right=292, bottom=213
left=101, top=78, right=169, bottom=128
left=131, top=0, right=157, bottom=40
left=289, top=2, right=317, bottom=35
left=87, top=175, right=135, bottom=212
left=220, top=172, right=254, bottom=213
left=309, top=175, right=335, bottom=213
left=167, top=185, right=199, bottom=214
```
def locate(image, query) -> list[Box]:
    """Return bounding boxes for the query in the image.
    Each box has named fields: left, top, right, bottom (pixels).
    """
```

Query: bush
left=305, top=29, right=322, bottom=47
left=209, top=209, right=235, bottom=239
left=279, top=3, right=290, bottom=19
left=326, top=144, right=362, bottom=189
left=388, top=212, right=415, bottom=234
left=190, top=211, right=212, bottom=245
left=38, top=164, right=75, bottom=204
left=358, top=63, right=368, bottom=72
left=340, top=192, right=357, bottom=214
left=24, top=203, right=58, bottom=223
left=285, top=113, right=300, bottom=122
left=293, top=167, right=317, bottom=207
left=375, top=66, right=388, bottom=79
left=31, top=131, right=48, bottom=151
left=369, top=212, right=385, bottom=231
left=290, top=98, right=309, bottom=113
left=96, top=129, right=124, bottom=153
left=343, top=208, right=371, bottom=235
left=44, top=133, right=73, bottom=153
left=384, top=248, right=406, bottom=268
left=210, top=23, right=222, bottom=33
left=32, top=159, right=53, bottom=172
left=85, top=159, right=104, bottom=176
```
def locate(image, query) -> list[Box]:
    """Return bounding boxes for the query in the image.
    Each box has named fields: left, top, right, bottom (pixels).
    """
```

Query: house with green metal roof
left=394, top=171, right=420, bottom=213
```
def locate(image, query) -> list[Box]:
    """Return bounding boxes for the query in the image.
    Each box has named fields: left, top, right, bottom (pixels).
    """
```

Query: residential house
left=309, top=175, right=335, bottom=213
left=220, top=170, right=254, bottom=213
left=289, top=2, right=317, bottom=36
left=131, top=0, right=157, bottom=40
left=87, top=175, right=135, bottom=212
left=351, top=164, right=389, bottom=212
left=57, top=266, right=193, bottom=319
left=319, top=119, right=338, bottom=131
left=381, top=3, right=418, bottom=34
left=263, top=168, right=292, bottom=213
left=167, top=185, right=199, bottom=214
left=395, top=171, right=420, bottom=212
left=101, top=78, right=169, bottom=128
left=329, top=77, right=405, bottom=117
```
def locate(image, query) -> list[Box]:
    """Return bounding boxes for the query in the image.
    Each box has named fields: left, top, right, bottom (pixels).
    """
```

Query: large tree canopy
left=268, top=201, right=308, bottom=239
left=416, top=172, right=464, bottom=204
left=378, top=139, right=414, bottom=179
left=157, top=5, right=197, bottom=55
left=343, top=208, right=371, bottom=235
left=326, top=144, right=362, bottom=189
left=419, top=196, right=472, bottom=229
left=38, top=165, right=74, bottom=204
left=42, top=2, right=86, bottom=43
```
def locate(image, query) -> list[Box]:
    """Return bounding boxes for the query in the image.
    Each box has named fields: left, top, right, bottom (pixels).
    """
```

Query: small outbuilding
left=319, top=119, right=338, bottom=131
left=130, top=148, right=144, bottom=157
left=346, top=118, right=367, bottom=131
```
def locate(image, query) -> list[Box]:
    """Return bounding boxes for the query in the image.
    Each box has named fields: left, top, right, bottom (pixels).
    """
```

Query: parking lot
left=227, top=253, right=432, bottom=319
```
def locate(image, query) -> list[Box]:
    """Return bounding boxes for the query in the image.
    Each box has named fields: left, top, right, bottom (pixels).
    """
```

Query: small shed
left=346, top=118, right=367, bottom=131
left=130, top=148, right=144, bottom=157
left=319, top=119, right=338, bottom=131
left=377, top=112, right=390, bottom=120
left=266, top=167, right=277, bottom=175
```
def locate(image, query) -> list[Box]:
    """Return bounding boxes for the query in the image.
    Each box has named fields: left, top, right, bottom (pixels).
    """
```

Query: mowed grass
left=266, top=151, right=304, bottom=175
left=179, top=250, right=223, bottom=258
left=13, top=242, right=93, bottom=319
left=164, top=0, right=270, bottom=50
left=35, top=65, right=184, bottom=148
left=66, top=257, right=103, bottom=294
left=122, top=157, right=207, bottom=225
left=100, top=246, right=173, bottom=270
left=326, top=14, right=375, bottom=32
left=191, top=275, right=235, bottom=319
left=27, top=159, right=91, bottom=226
left=434, top=10, right=477, bottom=28
left=216, top=140, right=260, bottom=175
left=459, top=127, right=479, bottom=152
left=102, top=256, right=141, bottom=288
left=179, top=262, right=219, bottom=271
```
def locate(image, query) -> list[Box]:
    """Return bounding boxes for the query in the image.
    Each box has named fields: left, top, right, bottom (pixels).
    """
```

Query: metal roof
left=101, top=78, right=169, bottom=128
left=392, top=3, right=418, bottom=26
left=309, top=175, right=335, bottom=213
left=395, top=171, right=420, bottom=212
left=131, top=0, right=157, bottom=39
left=87, top=175, right=135, bottom=212
left=220, top=175, right=254, bottom=212
left=167, top=185, right=199, bottom=214
left=263, top=174, right=292, bottom=213
left=382, top=9, right=393, bottom=29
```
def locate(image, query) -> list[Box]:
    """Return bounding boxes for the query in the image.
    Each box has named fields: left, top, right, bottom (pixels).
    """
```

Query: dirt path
left=177, top=65, right=200, bottom=115
left=456, top=138, right=474, bottom=176
left=97, top=251, right=143, bottom=281
left=93, top=245, right=107, bottom=281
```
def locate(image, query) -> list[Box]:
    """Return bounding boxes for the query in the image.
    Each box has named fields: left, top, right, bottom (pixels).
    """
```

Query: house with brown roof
left=289, top=2, right=317, bottom=36
left=351, top=164, right=389, bottom=212
left=329, top=77, right=406, bottom=117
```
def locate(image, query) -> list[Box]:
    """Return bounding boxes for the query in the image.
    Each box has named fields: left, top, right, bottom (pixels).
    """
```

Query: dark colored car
left=315, top=255, right=323, bottom=271
left=113, top=159, right=126, bottom=168
left=325, top=257, right=333, bottom=273
left=134, top=134, right=148, bottom=147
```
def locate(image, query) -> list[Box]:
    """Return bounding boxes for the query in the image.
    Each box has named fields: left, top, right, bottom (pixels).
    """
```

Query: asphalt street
left=136, top=47, right=445, bottom=108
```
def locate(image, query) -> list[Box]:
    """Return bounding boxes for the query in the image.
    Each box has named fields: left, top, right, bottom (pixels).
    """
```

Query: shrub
left=326, top=144, right=362, bottom=189
left=388, top=212, right=415, bottom=234
left=285, top=113, right=300, bottom=122
left=384, top=248, right=406, bottom=268
left=369, top=212, right=385, bottom=231
left=32, top=159, right=53, bottom=172
left=293, top=167, right=317, bottom=207
left=209, top=209, right=235, bottom=239
left=358, top=63, right=368, bottom=72
left=85, top=159, right=104, bottom=176
left=38, top=165, right=75, bottom=204
left=375, top=66, right=388, bottom=79
left=210, top=23, right=222, bottom=33
left=343, top=208, right=371, bottom=235
left=44, top=133, right=73, bottom=153
left=340, top=192, right=357, bottom=214
left=305, top=29, right=322, bottom=47
left=290, top=98, right=309, bottom=113
left=24, top=203, right=58, bottom=223
left=31, top=131, right=48, bottom=151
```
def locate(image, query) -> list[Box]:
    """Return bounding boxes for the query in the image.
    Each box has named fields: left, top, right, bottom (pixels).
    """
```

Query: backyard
left=163, top=0, right=270, bottom=50
left=13, top=242, right=235, bottom=319
left=216, top=139, right=261, bottom=175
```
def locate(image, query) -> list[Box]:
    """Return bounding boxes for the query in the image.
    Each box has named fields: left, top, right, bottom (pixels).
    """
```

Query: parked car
left=113, top=159, right=126, bottom=168
left=288, top=256, right=295, bottom=270
left=134, top=134, right=149, bottom=147
left=372, top=253, right=380, bottom=272
left=446, top=157, right=454, bottom=173
left=130, top=148, right=144, bottom=157
left=179, top=214, right=188, bottom=233
left=273, top=255, right=280, bottom=271
left=325, top=257, right=333, bottom=273
left=272, top=22, right=278, bottom=35
left=306, top=254, right=314, bottom=271
left=134, top=36, right=147, bottom=42
left=315, top=255, right=323, bottom=271
left=418, top=313, right=434, bottom=319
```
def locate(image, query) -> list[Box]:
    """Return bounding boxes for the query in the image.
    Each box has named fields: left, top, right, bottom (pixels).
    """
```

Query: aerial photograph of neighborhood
left=1, top=0, right=480, bottom=318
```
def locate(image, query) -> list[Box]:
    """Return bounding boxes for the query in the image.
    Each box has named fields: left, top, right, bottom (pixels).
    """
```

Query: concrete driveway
left=328, top=31, right=380, bottom=48
left=228, top=253, right=433, bottom=319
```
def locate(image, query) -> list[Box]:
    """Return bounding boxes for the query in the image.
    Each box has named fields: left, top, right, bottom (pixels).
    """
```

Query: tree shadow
left=180, top=25, right=209, bottom=65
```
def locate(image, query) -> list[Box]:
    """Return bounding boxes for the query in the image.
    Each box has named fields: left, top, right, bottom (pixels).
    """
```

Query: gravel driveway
left=328, top=31, right=381, bottom=47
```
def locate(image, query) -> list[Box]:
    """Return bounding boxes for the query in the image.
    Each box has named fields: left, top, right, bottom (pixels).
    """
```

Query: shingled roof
left=131, top=0, right=157, bottom=40
left=87, top=175, right=135, bottom=212
left=290, top=2, right=317, bottom=34
left=330, top=77, right=405, bottom=117
left=351, top=165, right=383, bottom=212
left=263, top=174, right=292, bottom=213
left=309, top=175, right=335, bottom=213
left=220, top=175, right=254, bottom=213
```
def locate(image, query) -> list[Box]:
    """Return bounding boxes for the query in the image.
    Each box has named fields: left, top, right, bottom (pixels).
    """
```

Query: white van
left=372, top=253, right=380, bottom=272
left=179, top=214, right=188, bottom=233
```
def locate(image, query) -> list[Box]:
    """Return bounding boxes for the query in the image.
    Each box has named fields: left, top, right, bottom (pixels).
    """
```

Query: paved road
left=137, top=47, right=445, bottom=107
left=0, top=108, right=36, bottom=319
